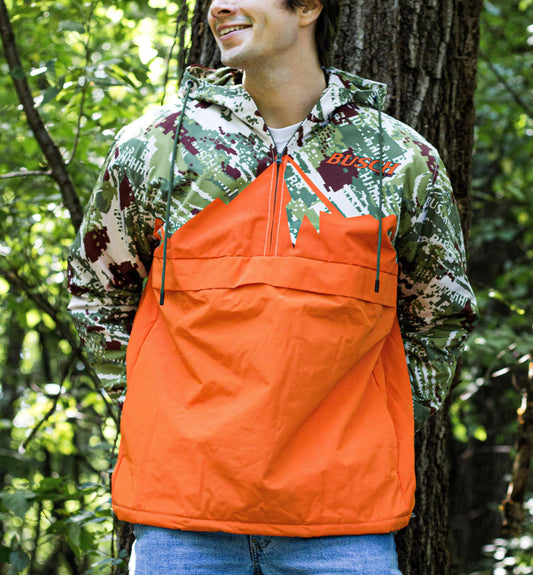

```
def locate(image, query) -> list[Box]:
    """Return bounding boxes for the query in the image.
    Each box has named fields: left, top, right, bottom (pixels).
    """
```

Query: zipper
left=264, top=121, right=304, bottom=256
left=266, top=150, right=285, bottom=255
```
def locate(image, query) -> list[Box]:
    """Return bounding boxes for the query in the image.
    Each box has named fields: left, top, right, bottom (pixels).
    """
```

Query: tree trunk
left=124, top=1, right=483, bottom=572
left=188, top=0, right=221, bottom=70
left=332, top=2, right=483, bottom=573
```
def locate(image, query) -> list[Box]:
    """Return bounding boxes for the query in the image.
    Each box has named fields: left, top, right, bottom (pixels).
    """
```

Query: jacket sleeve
left=67, top=124, right=159, bottom=401
left=395, top=152, right=478, bottom=429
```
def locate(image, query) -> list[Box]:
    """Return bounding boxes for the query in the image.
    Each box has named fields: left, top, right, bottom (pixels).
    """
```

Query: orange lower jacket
left=111, top=158, right=415, bottom=536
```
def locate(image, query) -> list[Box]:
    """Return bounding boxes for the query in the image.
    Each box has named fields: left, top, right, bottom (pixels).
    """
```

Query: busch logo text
left=326, top=153, right=400, bottom=176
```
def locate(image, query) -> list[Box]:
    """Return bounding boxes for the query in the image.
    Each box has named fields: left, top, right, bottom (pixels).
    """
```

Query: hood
left=180, top=65, right=387, bottom=126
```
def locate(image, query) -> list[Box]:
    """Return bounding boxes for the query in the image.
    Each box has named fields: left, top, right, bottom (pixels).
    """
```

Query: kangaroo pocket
left=147, top=254, right=398, bottom=417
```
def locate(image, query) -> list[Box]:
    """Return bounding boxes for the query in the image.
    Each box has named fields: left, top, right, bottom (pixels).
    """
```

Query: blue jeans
left=129, top=525, right=402, bottom=574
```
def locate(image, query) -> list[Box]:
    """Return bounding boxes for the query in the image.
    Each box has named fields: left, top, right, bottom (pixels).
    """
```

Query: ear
left=298, top=0, right=323, bottom=27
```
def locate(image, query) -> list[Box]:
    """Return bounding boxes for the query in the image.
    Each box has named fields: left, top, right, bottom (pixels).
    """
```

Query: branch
left=20, top=375, right=62, bottom=453
left=0, top=169, right=53, bottom=180
left=1, top=264, right=119, bottom=430
left=0, top=0, right=83, bottom=231
left=176, top=0, right=191, bottom=86
left=66, top=2, right=96, bottom=166
left=65, top=77, right=88, bottom=167
left=160, top=12, right=181, bottom=106
left=19, top=354, right=75, bottom=453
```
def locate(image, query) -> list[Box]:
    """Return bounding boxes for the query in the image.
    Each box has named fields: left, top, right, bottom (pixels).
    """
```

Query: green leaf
left=35, top=477, right=64, bottom=493
left=46, top=59, right=57, bottom=82
left=66, top=522, right=81, bottom=553
left=0, top=492, right=36, bottom=519
left=91, top=557, right=125, bottom=568
left=7, top=550, right=30, bottom=574
left=87, top=75, right=122, bottom=88
left=58, top=20, right=85, bottom=34
left=38, top=86, right=61, bottom=107
left=79, top=529, right=95, bottom=552
left=79, top=481, right=102, bottom=491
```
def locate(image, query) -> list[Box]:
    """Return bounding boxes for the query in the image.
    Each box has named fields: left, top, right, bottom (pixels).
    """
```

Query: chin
left=220, top=54, right=242, bottom=68
left=218, top=47, right=253, bottom=71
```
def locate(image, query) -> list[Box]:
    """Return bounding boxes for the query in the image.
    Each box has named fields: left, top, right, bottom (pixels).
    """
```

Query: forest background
left=0, top=0, right=531, bottom=574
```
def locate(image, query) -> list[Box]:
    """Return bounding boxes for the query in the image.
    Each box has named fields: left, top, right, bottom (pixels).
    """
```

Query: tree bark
left=332, top=2, right=483, bottom=573
left=0, top=307, right=25, bottom=550
left=188, top=0, right=221, bottom=70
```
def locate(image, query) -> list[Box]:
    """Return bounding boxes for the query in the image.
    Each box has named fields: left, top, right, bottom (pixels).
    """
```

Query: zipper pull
left=276, top=151, right=283, bottom=165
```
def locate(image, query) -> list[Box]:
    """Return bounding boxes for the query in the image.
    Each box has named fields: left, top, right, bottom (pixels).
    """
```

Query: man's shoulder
left=114, top=103, right=182, bottom=145
left=326, top=68, right=440, bottom=154
left=380, top=111, right=439, bottom=153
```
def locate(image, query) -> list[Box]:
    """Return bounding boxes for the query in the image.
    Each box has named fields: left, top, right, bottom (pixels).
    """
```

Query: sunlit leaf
left=58, top=20, right=85, bottom=34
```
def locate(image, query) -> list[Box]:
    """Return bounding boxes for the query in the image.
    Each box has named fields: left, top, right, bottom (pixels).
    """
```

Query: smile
left=219, top=25, right=251, bottom=38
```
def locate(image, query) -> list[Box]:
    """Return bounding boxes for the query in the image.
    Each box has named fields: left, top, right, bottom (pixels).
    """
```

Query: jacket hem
left=112, top=503, right=413, bottom=537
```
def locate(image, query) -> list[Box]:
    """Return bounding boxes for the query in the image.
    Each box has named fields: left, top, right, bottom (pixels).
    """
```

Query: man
left=68, top=0, right=478, bottom=573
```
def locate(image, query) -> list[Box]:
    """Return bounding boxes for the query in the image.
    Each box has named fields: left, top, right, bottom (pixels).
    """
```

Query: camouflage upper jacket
left=68, top=65, right=478, bottom=428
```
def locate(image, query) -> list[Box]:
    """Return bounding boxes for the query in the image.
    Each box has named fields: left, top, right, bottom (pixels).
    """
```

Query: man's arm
left=396, top=153, right=478, bottom=429
left=67, top=125, right=158, bottom=401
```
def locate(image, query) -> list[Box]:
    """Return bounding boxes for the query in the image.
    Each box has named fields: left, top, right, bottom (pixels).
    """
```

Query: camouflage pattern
left=67, top=66, right=478, bottom=426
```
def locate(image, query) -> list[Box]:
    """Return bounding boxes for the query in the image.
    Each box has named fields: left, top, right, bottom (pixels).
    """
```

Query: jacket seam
left=153, top=253, right=397, bottom=275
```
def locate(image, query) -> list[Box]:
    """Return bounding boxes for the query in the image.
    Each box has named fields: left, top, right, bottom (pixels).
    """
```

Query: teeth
left=220, top=25, right=249, bottom=37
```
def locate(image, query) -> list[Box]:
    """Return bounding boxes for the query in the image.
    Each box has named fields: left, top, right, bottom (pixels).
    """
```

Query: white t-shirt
left=268, top=123, right=300, bottom=153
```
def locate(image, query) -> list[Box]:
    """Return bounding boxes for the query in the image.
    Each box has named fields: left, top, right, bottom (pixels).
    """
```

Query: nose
left=209, top=0, right=237, bottom=19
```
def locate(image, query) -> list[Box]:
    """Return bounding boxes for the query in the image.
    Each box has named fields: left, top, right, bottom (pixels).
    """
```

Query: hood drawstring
left=374, top=96, right=384, bottom=293
left=160, top=79, right=194, bottom=306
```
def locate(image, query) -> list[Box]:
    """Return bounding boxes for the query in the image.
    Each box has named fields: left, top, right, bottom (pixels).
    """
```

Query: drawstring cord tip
left=374, top=280, right=380, bottom=293
left=159, top=79, right=194, bottom=307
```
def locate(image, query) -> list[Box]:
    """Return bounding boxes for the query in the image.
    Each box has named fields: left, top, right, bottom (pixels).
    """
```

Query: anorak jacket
left=68, top=66, right=478, bottom=537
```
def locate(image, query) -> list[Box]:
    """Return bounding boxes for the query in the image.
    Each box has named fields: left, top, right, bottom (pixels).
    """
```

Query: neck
left=243, top=59, right=326, bottom=129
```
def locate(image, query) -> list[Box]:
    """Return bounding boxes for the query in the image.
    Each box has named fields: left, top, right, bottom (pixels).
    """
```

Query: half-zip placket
left=264, top=123, right=303, bottom=256
left=265, top=150, right=287, bottom=256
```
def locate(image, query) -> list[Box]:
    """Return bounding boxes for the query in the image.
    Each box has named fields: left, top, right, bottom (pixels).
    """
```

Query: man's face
left=208, top=0, right=302, bottom=71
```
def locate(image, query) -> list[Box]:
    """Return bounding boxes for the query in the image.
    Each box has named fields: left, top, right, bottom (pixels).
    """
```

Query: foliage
left=0, top=0, right=531, bottom=573
left=452, top=0, right=533, bottom=572
left=0, top=1, right=186, bottom=573
left=463, top=0, right=532, bottom=407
